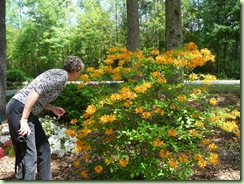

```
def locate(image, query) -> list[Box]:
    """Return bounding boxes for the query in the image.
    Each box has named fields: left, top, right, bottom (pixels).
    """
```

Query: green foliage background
left=6, top=0, right=240, bottom=79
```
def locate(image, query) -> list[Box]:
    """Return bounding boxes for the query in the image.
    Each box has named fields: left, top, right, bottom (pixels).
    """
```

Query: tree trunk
left=165, top=0, right=183, bottom=50
left=0, top=0, right=7, bottom=124
left=165, top=0, right=183, bottom=84
left=126, top=0, right=140, bottom=52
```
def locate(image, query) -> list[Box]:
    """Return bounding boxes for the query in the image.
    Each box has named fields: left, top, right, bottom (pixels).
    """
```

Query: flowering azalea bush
left=66, top=43, right=239, bottom=180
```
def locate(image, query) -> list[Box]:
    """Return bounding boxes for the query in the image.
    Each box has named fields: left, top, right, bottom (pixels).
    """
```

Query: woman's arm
left=19, top=88, right=40, bottom=136
left=43, top=104, right=65, bottom=117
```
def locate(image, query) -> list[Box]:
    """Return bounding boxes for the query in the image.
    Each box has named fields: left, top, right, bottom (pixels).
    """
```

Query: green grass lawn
left=188, top=84, right=240, bottom=94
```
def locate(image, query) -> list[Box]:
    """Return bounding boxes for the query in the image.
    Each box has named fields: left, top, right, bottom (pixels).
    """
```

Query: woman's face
left=68, top=69, right=82, bottom=81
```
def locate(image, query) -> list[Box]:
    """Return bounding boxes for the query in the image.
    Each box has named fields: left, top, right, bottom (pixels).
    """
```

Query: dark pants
left=6, top=98, right=52, bottom=180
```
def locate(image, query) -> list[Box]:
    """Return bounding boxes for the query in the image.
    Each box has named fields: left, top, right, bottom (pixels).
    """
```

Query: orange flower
left=198, top=158, right=207, bottom=168
left=168, top=158, right=178, bottom=168
left=94, top=165, right=103, bottom=173
left=168, top=129, right=177, bottom=137
left=105, top=128, right=113, bottom=135
left=119, top=158, right=129, bottom=167
left=70, top=119, right=78, bottom=125
left=81, top=169, right=88, bottom=178
left=179, top=154, right=188, bottom=163
left=65, top=129, right=76, bottom=138
left=74, top=160, right=81, bottom=167
left=153, top=138, right=164, bottom=147
left=142, top=111, right=152, bottom=119
left=159, top=149, right=170, bottom=158
left=201, top=139, right=210, bottom=145
left=135, top=107, right=143, bottom=114
left=208, top=143, right=218, bottom=151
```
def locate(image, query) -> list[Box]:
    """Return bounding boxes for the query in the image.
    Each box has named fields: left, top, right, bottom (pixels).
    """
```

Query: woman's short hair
left=64, top=56, right=84, bottom=73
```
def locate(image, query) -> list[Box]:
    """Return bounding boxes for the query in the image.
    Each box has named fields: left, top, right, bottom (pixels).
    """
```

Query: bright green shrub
left=43, top=83, right=119, bottom=124
left=66, top=43, right=240, bottom=180
left=6, top=69, right=26, bottom=83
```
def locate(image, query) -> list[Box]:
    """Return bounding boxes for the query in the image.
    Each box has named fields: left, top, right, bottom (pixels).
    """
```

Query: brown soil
left=0, top=92, right=240, bottom=180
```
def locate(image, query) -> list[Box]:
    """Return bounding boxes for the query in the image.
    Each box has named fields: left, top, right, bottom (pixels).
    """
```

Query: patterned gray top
left=13, top=69, right=68, bottom=116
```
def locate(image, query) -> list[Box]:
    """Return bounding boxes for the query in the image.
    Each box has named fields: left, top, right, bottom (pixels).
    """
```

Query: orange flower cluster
left=100, top=114, right=116, bottom=124
left=155, top=42, right=215, bottom=69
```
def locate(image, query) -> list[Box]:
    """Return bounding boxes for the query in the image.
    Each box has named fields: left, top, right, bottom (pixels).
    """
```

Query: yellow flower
left=209, top=153, right=218, bottom=165
left=70, top=119, right=78, bottom=125
left=94, top=165, right=103, bottom=173
left=123, top=101, right=133, bottom=108
left=189, top=73, right=198, bottom=80
left=168, top=129, right=177, bottom=137
left=184, top=42, right=198, bottom=50
left=105, top=58, right=114, bottom=64
left=168, top=158, right=178, bottom=168
left=201, top=139, right=210, bottom=145
left=135, top=107, right=143, bottom=114
left=192, top=88, right=201, bottom=94
left=86, top=67, right=95, bottom=72
left=213, top=115, right=221, bottom=121
left=153, top=138, right=164, bottom=147
left=119, top=158, right=129, bottom=167
left=198, top=158, right=207, bottom=168
left=189, top=129, right=199, bottom=136
left=151, top=71, right=161, bottom=78
left=194, top=153, right=202, bottom=161
left=222, top=121, right=238, bottom=132
left=74, top=160, right=81, bottom=167
left=83, top=154, right=91, bottom=162
left=78, top=83, right=85, bottom=89
left=195, top=120, right=204, bottom=128
left=209, top=98, right=217, bottom=105
left=177, top=95, right=187, bottom=101
left=159, top=149, right=170, bottom=158
left=151, top=49, right=160, bottom=55
left=80, top=74, right=89, bottom=82
left=75, top=145, right=82, bottom=153
left=235, top=131, right=240, bottom=137
left=142, top=111, right=152, bottom=119
left=157, top=77, right=167, bottom=83
left=85, top=104, right=97, bottom=115
left=100, top=114, right=116, bottom=124
left=80, top=169, right=88, bottom=178
left=208, top=143, right=218, bottom=151
left=113, top=73, right=122, bottom=81
left=83, top=144, right=91, bottom=151
left=231, top=110, right=240, bottom=117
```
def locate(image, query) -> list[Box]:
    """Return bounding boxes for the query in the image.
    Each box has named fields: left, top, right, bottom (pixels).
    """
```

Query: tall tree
left=0, top=0, right=7, bottom=124
left=165, top=0, right=183, bottom=84
left=126, top=0, right=140, bottom=52
left=165, top=0, right=183, bottom=50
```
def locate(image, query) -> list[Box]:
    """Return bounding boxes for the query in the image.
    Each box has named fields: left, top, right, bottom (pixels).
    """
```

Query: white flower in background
left=1, top=126, right=9, bottom=134
left=40, top=116, right=76, bottom=158
left=0, top=135, right=11, bottom=144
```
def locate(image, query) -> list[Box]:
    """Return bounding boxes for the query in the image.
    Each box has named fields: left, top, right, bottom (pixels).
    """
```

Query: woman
left=6, top=56, right=84, bottom=180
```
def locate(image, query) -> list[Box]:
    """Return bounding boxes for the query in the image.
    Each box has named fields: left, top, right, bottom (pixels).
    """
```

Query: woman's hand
left=18, top=118, right=31, bottom=136
left=52, top=106, right=65, bottom=117
left=44, top=104, right=65, bottom=117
